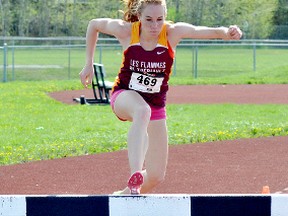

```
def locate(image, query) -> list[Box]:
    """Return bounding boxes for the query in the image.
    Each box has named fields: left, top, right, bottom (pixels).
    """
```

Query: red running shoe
left=127, top=171, right=144, bottom=195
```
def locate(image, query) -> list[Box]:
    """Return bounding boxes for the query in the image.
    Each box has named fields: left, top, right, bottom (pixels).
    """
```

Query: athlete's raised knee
left=133, top=105, right=151, bottom=122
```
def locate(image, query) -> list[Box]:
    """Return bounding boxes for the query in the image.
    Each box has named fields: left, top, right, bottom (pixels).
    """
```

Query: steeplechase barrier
left=1, top=194, right=288, bottom=216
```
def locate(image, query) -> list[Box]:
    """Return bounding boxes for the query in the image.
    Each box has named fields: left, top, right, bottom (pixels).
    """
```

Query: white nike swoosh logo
left=157, top=50, right=166, bottom=55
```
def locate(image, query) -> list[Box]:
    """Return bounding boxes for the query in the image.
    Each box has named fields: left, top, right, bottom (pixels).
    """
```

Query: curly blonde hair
left=121, top=0, right=167, bottom=22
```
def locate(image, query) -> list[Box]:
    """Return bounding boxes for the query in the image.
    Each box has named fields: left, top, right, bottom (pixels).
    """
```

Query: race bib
left=129, top=72, right=164, bottom=93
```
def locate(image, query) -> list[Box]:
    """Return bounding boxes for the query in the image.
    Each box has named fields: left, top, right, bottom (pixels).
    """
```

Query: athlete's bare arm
left=85, top=18, right=132, bottom=64
left=87, top=18, right=129, bottom=37
left=80, top=18, right=132, bottom=86
left=167, top=22, right=242, bottom=49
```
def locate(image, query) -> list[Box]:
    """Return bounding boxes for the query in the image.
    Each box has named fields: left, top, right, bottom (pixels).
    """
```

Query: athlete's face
left=139, top=4, right=165, bottom=38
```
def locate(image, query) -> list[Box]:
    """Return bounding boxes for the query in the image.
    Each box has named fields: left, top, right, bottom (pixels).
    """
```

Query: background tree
left=0, top=0, right=13, bottom=37
left=271, top=0, right=288, bottom=38
left=0, top=0, right=286, bottom=39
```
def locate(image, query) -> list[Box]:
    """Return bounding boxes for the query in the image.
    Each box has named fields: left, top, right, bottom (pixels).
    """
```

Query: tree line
left=0, top=0, right=287, bottom=39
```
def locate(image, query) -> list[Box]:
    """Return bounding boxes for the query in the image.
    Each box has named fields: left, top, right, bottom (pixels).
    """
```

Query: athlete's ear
left=137, top=13, right=141, bottom=21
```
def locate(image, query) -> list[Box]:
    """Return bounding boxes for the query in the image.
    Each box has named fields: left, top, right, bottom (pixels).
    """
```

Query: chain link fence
left=1, top=37, right=288, bottom=82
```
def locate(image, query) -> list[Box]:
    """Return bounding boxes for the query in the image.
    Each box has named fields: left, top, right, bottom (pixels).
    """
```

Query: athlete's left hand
left=227, top=25, right=242, bottom=40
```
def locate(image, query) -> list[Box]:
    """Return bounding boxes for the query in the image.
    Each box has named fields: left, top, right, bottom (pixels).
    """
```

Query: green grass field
left=2, top=46, right=288, bottom=84
left=0, top=45, right=288, bottom=165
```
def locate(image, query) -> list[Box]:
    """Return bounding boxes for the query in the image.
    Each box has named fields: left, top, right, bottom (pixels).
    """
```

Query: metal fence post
left=99, top=46, right=102, bottom=63
left=192, top=46, right=194, bottom=77
left=193, top=46, right=198, bottom=79
left=253, top=43, right=256, bottom=71
left=3, top=43, right=7, bottom=82
left=173, top=57, right=177, bottom=76
left=12, top=40, right=15, bottom=80
left=68, top=38, right=71, bottom=79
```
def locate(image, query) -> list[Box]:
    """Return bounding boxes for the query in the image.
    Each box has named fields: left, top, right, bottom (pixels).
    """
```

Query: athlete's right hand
left=79, top=64, right=94, bottom=88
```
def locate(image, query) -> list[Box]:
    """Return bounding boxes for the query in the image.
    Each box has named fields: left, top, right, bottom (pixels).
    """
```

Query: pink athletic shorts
left=110, top=89, right=166, bottom=121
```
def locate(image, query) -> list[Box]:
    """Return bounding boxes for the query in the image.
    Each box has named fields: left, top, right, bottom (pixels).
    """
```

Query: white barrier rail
left=1, top=194, right=288, bottom=216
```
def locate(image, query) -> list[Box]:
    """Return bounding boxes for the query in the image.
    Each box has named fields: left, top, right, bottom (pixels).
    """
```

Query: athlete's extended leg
left=114, top=119, right=168, bottom=194
left=113, top=90, right=150, bottom=178
left=140, top=119, right=168, bottom=193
